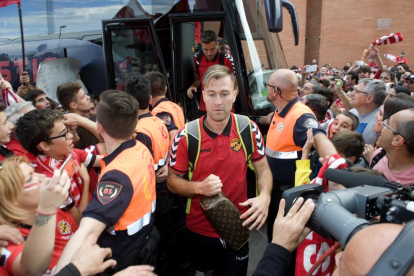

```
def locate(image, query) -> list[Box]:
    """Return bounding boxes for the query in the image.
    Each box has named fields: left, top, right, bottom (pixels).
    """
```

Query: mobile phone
left=59, top=155, right=76, bottom=178
left=306, top=65, right=318, bottom=73
left=335, top=79, right=343, bottom=88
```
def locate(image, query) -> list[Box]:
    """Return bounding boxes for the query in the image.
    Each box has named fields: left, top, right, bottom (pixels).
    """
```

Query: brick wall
left=279, top=0, right=414, bottom=69
left=304, top=0, right=322, bottom=65
left=319, top=0, right=414, bottom=69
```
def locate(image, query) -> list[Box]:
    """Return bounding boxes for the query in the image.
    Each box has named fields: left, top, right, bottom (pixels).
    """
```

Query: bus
left=0, top=0, right=298, bottom=118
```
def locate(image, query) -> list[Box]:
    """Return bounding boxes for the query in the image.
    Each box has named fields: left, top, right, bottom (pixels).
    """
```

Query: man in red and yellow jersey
left=55, top=90, right=156, bottom=273
left=168, top=65, right=272, bottom=275
left=186, top=30, right=235, bottom=115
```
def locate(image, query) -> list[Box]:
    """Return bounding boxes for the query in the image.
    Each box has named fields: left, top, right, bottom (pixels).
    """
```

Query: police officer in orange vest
left=125, top=75, right=185, bottom=275
left=146, top=72, right=185, bottom=186
left=55, top=90, right=157, bottom=274
left=264, top=69, right=337, bottom=276
left=146, top=73, right=195, bottom=276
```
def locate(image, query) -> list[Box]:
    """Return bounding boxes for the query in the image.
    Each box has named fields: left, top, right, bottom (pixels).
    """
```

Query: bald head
left=394, top=108, right=414, bottom=124
left=269, top=69, right=298, bottom=99
left=334, top=223, right=414, bottom=275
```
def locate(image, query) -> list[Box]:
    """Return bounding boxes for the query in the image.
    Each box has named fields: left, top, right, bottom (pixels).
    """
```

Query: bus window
left=108, top=26, right=158, bottom=91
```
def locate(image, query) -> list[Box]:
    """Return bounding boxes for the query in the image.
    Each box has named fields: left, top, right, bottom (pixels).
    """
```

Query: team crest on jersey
left=230, top=138, right=242, bottom=152
left=57, top=220, right=71, bottom=234
left=162, top=115, right=172, bottom=126
left=98, top=182, right=122, bottom=205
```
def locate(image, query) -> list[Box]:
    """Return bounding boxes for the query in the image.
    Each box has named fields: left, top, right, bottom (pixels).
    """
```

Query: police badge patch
left=162, top=115, right=172, bottom=126
left=303, top=118, right=318, bottom=129
left=97, top=182, right=122, bottom=205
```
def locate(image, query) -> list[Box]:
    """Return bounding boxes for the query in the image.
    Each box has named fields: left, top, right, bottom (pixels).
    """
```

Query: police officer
left=125, top=74, right=169, bottom=168
left=186, top=30, right=235, bottom=116
left=125, top=74, right=184, bottom=275
left=146, top=72, right=185, bottom=142
left=168, top=65, right=272, bottom=276
left=55, top=90, right=157, bottom=274
left=264, top=69, right=337, bottom=275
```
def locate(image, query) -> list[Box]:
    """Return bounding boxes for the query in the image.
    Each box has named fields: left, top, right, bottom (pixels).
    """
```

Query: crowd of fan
left=286, top=48, right=414, bottom=186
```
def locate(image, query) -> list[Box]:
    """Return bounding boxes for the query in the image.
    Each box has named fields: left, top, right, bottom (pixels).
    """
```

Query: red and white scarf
left=37, top=153, right=83, bottom=207
left=1, top=88, right=19, bottom=107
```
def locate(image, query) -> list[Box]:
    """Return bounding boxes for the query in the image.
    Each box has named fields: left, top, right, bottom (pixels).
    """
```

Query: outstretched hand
left=271, top=197, right=315, bottom=252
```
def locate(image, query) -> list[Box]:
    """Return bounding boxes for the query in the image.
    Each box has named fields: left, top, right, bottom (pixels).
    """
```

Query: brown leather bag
left=200, top=192, right=250, bottom=250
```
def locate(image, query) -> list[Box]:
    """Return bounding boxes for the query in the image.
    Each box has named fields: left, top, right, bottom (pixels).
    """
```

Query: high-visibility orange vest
left=99, top=141, right=156, bottom=233
left=151, top=100, right=185, bottom=130
left=266, top=102, right=315, bottom=154
left=135, top=114, right=169, bottom=170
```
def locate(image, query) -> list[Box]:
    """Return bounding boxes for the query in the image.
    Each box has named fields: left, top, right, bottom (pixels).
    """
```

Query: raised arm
left=63, top=113, right=103, bottom=143
left=13, top=170, right=71, bottom=276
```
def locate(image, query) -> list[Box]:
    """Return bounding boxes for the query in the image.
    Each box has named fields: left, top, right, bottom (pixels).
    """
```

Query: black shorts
left=187, top=229, right=249, bottom=276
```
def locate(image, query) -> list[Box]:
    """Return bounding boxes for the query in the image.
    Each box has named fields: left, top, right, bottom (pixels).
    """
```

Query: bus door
left=101, top=17, right=171, bottom=98
left=168, top=12, right=250, bottom=119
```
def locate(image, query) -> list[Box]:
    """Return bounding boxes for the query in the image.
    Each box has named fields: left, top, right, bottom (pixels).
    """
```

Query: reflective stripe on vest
left=266, top=102, right=315, bottom=153
left=265, top=148, right=299, bottom=159
left=100, top=141, right=156, bottom=233
left=127, top=199, right=156, bottom=235
left=135, top=116, right=169, bottom=170
left=152, top=101, right=185, bottom=130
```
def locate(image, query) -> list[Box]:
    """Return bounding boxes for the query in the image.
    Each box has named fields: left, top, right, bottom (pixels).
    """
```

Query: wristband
left=36, top=208, right=56, bottom=216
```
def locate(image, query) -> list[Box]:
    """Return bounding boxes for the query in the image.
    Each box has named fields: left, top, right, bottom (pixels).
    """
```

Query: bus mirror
left=264, top=0, right=283, bottom=33
left=282, top=0, right=299, bottom=46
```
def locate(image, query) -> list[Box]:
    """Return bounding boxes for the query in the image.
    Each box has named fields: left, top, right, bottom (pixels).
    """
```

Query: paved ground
left=196, top=224, right=269, bottom=276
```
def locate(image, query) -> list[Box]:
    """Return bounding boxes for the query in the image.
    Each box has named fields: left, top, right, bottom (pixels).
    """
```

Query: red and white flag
left=371, top=33, right=404, bottom=47
left=384, top=54, right=398, bottom=63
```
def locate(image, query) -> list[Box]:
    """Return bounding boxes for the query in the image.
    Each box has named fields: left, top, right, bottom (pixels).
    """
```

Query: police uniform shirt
left=266, top=98, right=325, bottom=188
left=135, top=112, right=169, bottom=170
left=83, top=139, right=156, bottom=257
left=169, top=113, right=265, bottom=238
left=152, top=98, right=178, bottom=132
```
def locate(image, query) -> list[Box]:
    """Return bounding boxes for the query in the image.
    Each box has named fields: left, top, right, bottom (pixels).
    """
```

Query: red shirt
left=36, top=149, right=96, bottom=207
left=2, top=210, right=78, bottom=276
left=194, top=51, right=235, bottom=111
left=4, top=138, right=37, bottom=165
left=396, top=57, right=408, bottom=64
left=169, top=114, right=265, bottom=237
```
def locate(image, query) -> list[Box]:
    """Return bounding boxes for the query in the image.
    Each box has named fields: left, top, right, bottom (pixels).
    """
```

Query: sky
left=0, top=0, right=193, bottom=42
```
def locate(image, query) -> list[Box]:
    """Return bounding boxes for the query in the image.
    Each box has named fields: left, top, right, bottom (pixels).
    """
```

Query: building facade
left=277, top=0, right=414, bottom=68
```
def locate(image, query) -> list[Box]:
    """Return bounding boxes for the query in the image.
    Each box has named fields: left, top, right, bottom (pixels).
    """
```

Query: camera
left=282, top=169, right=414, bottom=249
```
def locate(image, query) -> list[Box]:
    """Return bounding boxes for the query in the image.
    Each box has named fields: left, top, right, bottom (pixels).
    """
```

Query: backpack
left=196, top=50, right=226, bottom=67
left=184, top=114, right=257, bottom=214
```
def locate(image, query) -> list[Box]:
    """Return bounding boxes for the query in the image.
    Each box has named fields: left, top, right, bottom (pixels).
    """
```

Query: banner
left=36, top=58, right=88, bottom=102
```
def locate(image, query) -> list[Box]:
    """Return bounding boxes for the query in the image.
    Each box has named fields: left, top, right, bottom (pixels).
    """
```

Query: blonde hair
left=0, top=156, right=28, bottom=226
left=202, top=65, right=234, bottom=89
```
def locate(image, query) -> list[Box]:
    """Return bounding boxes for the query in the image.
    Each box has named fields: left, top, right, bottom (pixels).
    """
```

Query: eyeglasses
left=382, top=119, right=405, bottom=139
left=45, top=126, right=70, bottom=141
left=264, top=82, right=281, bottom=94
left=353, top=87, right=370, bottom=95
